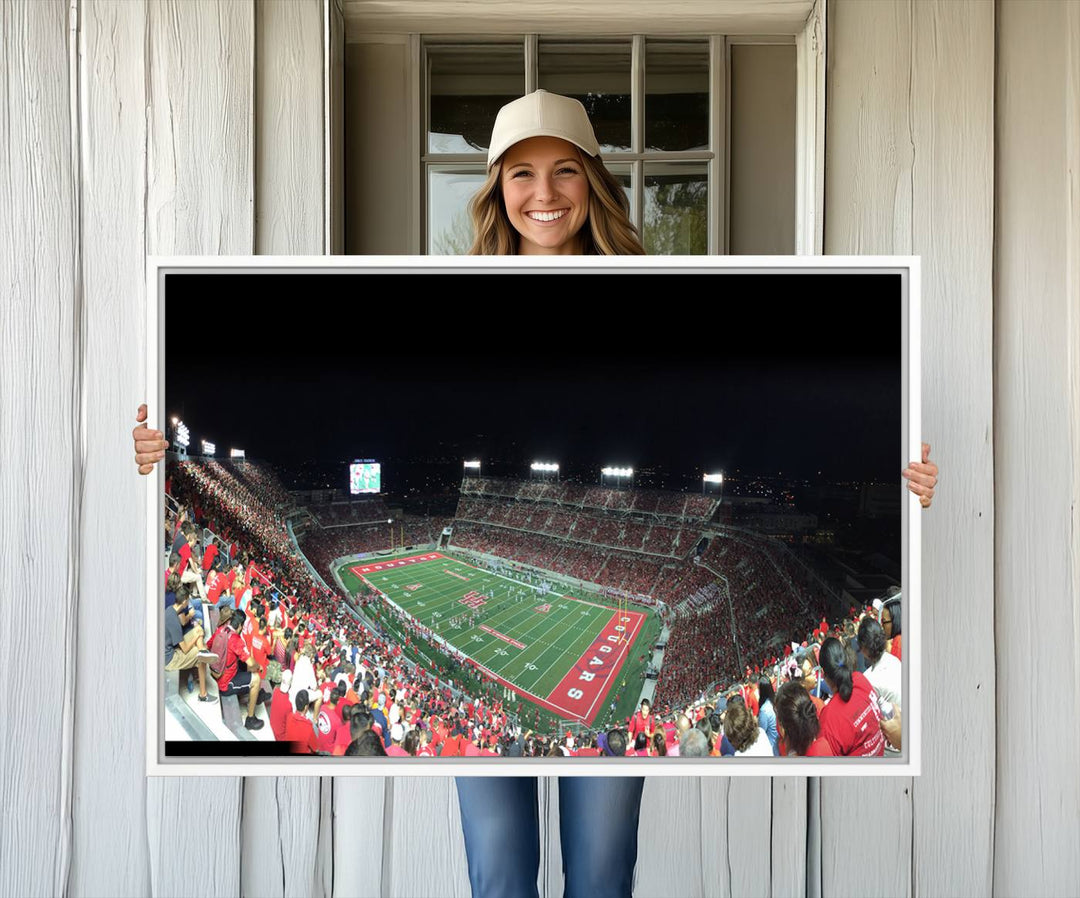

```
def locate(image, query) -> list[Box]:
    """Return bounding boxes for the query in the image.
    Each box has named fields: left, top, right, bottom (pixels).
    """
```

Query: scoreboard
left=349, top=461, right=381, bottom=495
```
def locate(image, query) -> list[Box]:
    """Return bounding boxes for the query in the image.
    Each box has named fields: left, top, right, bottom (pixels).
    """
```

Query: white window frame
left=384, top=0, right=826, bottom=255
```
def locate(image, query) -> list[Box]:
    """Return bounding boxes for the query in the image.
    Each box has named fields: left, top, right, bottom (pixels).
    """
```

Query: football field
left=347, top=552, right=647, bottom=726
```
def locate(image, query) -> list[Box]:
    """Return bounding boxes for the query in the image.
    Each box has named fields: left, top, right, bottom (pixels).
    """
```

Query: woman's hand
left=902, top=442, right=938, bottom=508
left=880, top=703, right=902, bottom=750
left=133, top=403, right=169, bottom=475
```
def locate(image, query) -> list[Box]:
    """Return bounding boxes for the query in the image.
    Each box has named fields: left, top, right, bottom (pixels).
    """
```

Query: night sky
left=165, top=271, right=903, bottom=489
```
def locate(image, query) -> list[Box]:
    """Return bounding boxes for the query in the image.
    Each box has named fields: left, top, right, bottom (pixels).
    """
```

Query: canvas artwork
left=147, top=256, right=919, bottom=776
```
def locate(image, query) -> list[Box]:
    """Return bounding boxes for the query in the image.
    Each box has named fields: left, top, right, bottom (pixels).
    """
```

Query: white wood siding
left=993, top=2, right=1080, bottom=895
left=824, top=3, right=996, bottom=895
left=1, top=2, right=1077, bottom=897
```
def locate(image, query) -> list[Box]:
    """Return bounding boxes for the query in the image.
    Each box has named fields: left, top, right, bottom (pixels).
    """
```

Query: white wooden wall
left=1, top=1, right=1077, bottom=896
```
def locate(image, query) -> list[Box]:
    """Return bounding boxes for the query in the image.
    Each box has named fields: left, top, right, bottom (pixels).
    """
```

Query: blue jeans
left=455, top=777, right=645, bottom=898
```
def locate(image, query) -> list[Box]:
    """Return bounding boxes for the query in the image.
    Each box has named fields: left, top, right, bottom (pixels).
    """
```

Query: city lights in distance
left=201, top=440, right=216, bottom=456
left=531, top=462, right=559, bottom=472
left=230, top=448, right=246, bottom=458
left=703, top=473, right=724, bottom=484
left=602, top=466, right=633, bottom=478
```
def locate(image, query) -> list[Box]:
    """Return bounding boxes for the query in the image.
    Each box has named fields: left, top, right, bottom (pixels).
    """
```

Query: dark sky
left=165, top=270, right=903, bottom=485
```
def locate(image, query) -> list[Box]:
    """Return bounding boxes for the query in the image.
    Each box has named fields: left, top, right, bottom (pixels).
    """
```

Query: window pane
left=428, top=44, right=524, bottom=154
left=643, top=163, right=708, bottom=255
left=645, top=40, right=709, bottom=152
left=428, top=167, right=487, bottom=254
left=538, top=40, right=631, bottom=153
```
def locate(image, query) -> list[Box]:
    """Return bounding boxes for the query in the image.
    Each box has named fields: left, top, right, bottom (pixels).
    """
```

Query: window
left=422, top=35, right=794, bottom=256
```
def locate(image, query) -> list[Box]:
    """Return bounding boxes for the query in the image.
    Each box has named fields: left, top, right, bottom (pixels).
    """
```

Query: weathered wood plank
left=255, top=0, right=324, bottom=255
left=145, top=0, right=255, bottom=258
left=332, top=778, right=386, bottom=898
left=0, top=1, right=77, bottom=895
left=994, top=2, right=1080, bottom=895
left=145, top=2, right=254, bottom=895
left=771, top=777, right=808, bottom=897
left=240, top=779, right=324, bottom=898
left=384, top=777, right=471, bottom=898
left=70, top=2, right=152, bottom=893
left=908, top=3, right=995, bottom=896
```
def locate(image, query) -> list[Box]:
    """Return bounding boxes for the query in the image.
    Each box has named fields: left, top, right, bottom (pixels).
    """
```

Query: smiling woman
left=466, top=90, right=645, bottom=255
left=500, top=137, right=591, bottom=254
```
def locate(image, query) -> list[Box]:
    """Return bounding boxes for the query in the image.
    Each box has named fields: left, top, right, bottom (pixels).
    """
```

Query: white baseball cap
left=486, top=90, right=601, bottom=169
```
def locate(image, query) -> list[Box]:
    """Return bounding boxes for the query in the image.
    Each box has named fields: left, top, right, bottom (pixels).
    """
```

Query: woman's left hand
left=902, top=442, right=938, bottom=508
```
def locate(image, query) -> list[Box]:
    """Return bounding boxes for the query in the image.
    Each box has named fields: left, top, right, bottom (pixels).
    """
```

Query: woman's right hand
left=133, top=403, right=169, bottom=475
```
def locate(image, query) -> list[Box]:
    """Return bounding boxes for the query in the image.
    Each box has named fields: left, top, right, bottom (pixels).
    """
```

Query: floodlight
left=463, top=460, right=481, bottom=469
left=174, top=421, right=190, bottom=449
left=201, top=440, right=216, bottom=456
left=602, top=466, right=633, bottom=478
left=530, top=462, right=559, bottom=472
left=703, top=473, right=724, bottom=484
left=230, top=448, right=245, bottom=458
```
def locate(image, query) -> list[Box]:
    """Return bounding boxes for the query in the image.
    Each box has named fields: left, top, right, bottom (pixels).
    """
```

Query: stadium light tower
left=530, top=461, right=559, bottom=482
left=230, top=448, right=245, bottom=459
left=703, top=472, right=724, bottom=500
left=464, top=459, right=482, bottom=477
left=201, top=440, right=216, bottom=457
left=174, top=421, right=190, bottom=449
left=601, top=466, right=634, bottom=489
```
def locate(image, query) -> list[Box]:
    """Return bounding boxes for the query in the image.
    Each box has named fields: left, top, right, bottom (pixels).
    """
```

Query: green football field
left=337, top=551, right=656, bottom=726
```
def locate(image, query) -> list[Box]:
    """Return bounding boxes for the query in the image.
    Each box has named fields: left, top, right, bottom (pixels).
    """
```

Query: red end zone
left=545, top=608, right=646, bottom=724
left=351, top=552, right=445, bottom=576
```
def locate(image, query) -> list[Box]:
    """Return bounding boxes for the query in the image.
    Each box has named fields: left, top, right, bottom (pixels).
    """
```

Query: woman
left=773, top=681, right=832, bottom=757
left=882, top=595, right=903, bottom=661
left=453, top=90, right=648, bottom=898
left=650, top=730, right=667, bottom=758
left=756, top=676, right=780, bottom=756
left=723, top=702, right=773, bottom=757
left=816, top=636, right=885, bottom=757
left=132, top=88, right=939, bottom=898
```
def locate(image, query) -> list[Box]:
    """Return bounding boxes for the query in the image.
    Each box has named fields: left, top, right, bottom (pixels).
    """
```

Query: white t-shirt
left=291, top=655, right=319, bottom=710
left=734, top=727, right=775, bottom=757
left=864, top=651, right=902, bottom=707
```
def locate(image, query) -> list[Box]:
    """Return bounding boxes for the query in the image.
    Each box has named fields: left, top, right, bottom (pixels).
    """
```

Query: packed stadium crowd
left=297, top=523, right=400, bottom=584
left=461, top=477, right=718, bottom=521
left=456, top=496, right=694, bottom=557
left=308, top=498, right=390, bottom=527
left=162, top=458, right=902, bottom=758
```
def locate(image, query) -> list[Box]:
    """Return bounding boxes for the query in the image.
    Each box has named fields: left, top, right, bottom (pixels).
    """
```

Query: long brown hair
left=468, top=149, right=645, bottom=255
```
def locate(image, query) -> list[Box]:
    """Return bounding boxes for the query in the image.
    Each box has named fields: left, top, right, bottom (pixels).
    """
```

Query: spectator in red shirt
left=270, top=669, right=294, bottom=741
left=283, top=689, right=320, bottom=754
left=210, top=606, right=265, bottom=731
left=627, top=698, right=656, bottom=745
left=316, top=684, right=350, bottom=754
left=202, top=540, right=219, bottom=573
left=774, top=682, right=832, bottom=757
left=345, top=729, right=387, bottom=756
left=650, top=731, right=667, bottom=757
left=817, top=638, right=885, bottom=757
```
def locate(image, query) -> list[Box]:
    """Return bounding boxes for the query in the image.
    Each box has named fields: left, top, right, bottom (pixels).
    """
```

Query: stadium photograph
left=152, top=262, right=915, bottom=770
